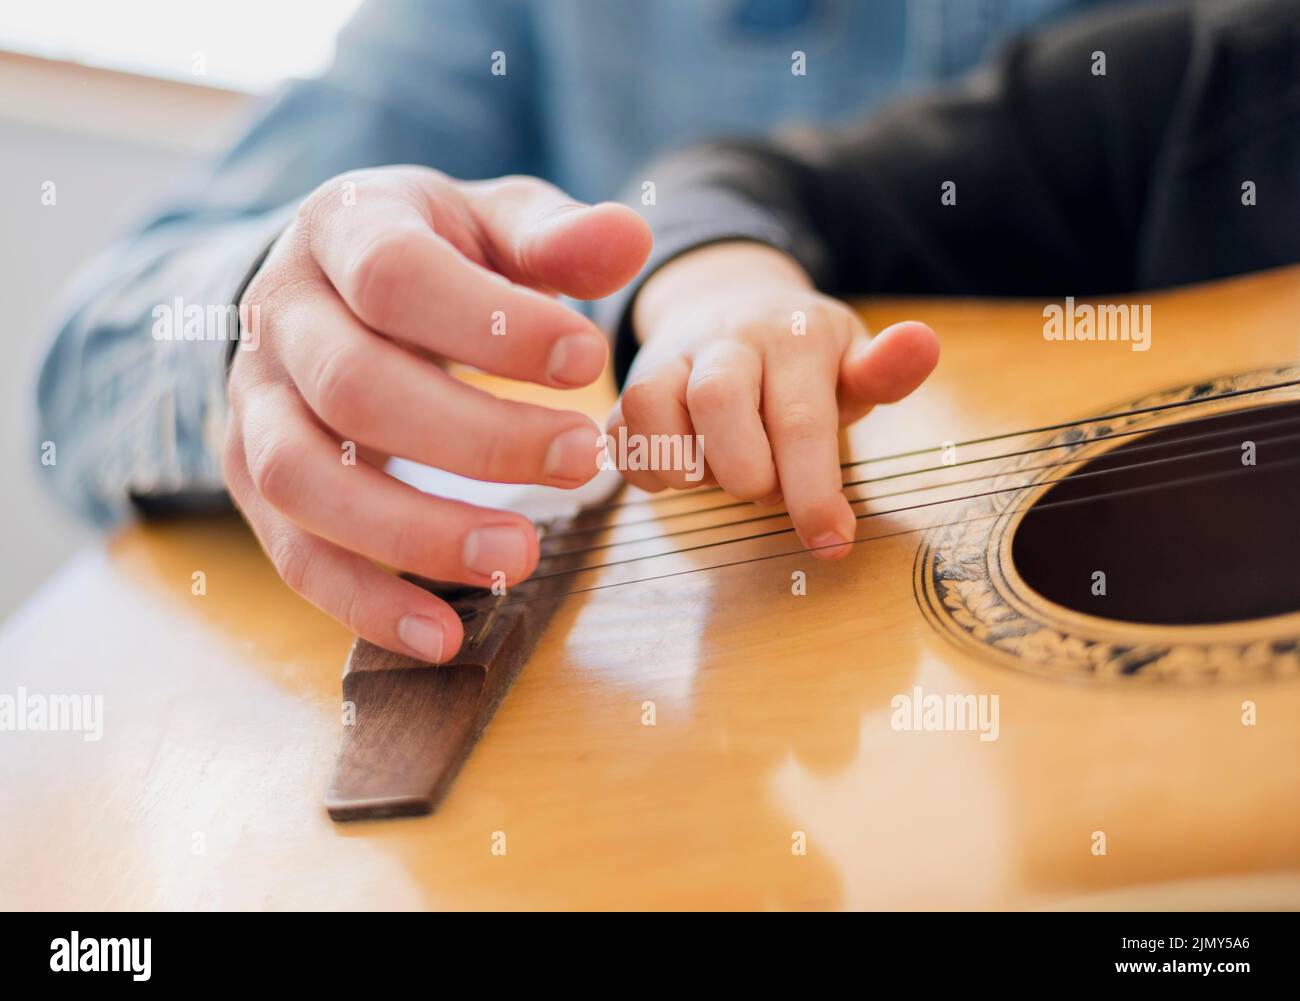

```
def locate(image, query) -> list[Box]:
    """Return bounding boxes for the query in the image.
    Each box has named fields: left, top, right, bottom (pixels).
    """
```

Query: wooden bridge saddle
left=325, top=518, right=582, bottom=821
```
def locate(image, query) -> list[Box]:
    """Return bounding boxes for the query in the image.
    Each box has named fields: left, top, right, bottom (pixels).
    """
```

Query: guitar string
left=492, top=454, right=1300, bottom=610
left=524, top=430, right=1300, bottom=583
left=540, top=420, right=1300, bottom=560
left=539, top=408, right=1300, bottom=554
left=567, top=376, right=1300, bottom=516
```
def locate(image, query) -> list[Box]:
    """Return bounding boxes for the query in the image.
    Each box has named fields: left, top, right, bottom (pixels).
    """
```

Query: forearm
left=601, top=0, right=1198, bottom=376
left=34, top=210, right=292, bottom=526
left=34, top=0, right=544, bottom=526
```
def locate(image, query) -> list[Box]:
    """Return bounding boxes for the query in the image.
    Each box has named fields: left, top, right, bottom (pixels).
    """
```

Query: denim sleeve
left=34, top=0, right=541, bottom=527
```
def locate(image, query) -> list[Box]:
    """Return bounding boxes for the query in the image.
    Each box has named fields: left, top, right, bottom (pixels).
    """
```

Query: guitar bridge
left=324, top=520, right=571, bottom=821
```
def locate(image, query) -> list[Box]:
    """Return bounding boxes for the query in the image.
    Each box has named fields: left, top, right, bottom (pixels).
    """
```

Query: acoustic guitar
left=3, top=266, right=1298, bottom=909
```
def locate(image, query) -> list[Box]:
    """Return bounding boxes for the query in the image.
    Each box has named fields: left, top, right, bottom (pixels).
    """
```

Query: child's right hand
left=613, top=241, right=939, bottom=557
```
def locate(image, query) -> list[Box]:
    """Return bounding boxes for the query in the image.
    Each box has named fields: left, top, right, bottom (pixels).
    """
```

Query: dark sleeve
left=597, top=0, right=1213, bottom=383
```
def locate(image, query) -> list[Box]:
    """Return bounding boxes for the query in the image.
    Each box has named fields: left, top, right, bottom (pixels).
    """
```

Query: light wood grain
left=2, top=266, right=1299, bottom=910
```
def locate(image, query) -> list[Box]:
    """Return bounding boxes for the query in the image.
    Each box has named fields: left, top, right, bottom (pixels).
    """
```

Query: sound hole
left=1010, top=400, right=1300, bottom=626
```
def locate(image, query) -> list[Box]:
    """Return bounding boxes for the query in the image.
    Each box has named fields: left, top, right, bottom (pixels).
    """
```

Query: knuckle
left=238, top=266, right=321, bottom=361
left=473, top=427, right=512, bottom=480
left=775, top=400, right=829, bottom=441
left=247, top=433, right=304, bottom=508
left=686, top=368, right=742, bottom=415
left=337, top=584, right=365, bottom=636
left=346, top=232, right=418, bottom=330
left=298, top=169, right=367, bottom=229
left=721, top=315, right=772, bottom=349
left=240, top=262, right=280, bottom=310
left=293, top=188, right=331, bottom=245
left=723, top=471, right=776, bottom=502
left=478, top=174, right=551, bottom=202
left=268, top=533, right=313, bottom=596
left=301, top=172, right=353, bottom=214
left=310, top=341, right=372, bottom=431
left=618, top=379, right=658, bottom=426
left=385, top=513, right=433, bottom=575
left=496, top=175, right=540, bottom=200
left=805, top=299, right=857, bottom=342
left=748, top=297, right=856, bottom=350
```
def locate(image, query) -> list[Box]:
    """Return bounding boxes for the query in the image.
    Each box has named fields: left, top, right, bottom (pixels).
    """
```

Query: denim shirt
left=34, top=0, right=1106, bottom=525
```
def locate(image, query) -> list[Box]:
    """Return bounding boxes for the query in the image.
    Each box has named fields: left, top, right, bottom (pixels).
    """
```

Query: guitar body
left=3, top=267, right=1299, bottom=909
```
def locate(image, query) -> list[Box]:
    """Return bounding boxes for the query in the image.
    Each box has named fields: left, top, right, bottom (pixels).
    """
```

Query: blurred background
left=0, top=1, right=362, bottom=619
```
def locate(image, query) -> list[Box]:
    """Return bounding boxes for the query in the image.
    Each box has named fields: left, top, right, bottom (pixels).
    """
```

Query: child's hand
left=610, top=241, right=939, bottom=558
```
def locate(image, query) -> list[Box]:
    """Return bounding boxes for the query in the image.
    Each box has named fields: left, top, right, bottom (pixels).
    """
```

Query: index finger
left=763, top=351, right=857, bottom=559
left=302, top=176, right=608, bottom=388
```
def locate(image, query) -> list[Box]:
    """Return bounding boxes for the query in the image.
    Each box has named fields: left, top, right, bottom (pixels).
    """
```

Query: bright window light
left=0, top=0, right=366, bottom=92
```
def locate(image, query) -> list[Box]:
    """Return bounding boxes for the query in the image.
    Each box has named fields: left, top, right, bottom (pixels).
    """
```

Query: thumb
left=460, top=177, right=653, bottom=299
left=837, top=320, right=940, bottom=425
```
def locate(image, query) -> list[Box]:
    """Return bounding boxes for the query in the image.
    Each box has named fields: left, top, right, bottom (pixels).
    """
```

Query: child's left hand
left=609, top=241, right=940, bottom=558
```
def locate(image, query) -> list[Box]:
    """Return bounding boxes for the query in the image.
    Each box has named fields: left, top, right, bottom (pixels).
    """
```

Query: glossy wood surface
left=3, top=267, right=1299, bottom=910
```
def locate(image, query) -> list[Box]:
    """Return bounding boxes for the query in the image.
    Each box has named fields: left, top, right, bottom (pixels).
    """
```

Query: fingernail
left=397, top=615, right=444, bottom=663
left=809, top=531, right=853, bottom=560
left=463, top=524, right=531, bottom=580
left=544, top=425, right=600, bottom=483
left=547, top=332, right=606, bottom=386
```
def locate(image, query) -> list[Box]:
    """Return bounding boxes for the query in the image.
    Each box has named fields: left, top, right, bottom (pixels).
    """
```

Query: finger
left=276, top=288, right=602, bottom=486
left=763, top=348, right=856, bottom=558
left=602, top=401, right=666, bottom=494
left=838, top=320, right=940, bottom=425
left=240, top=384, right=540, bottom=587
left=685, top=341, right=776, bottom=501
left=305, top=184, right=609, bottom=387
left=223, top=436, right=466, bottom=661
left=460, top=176, right=653, bottom=299
left=618, top=358, right=705, bottom=490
